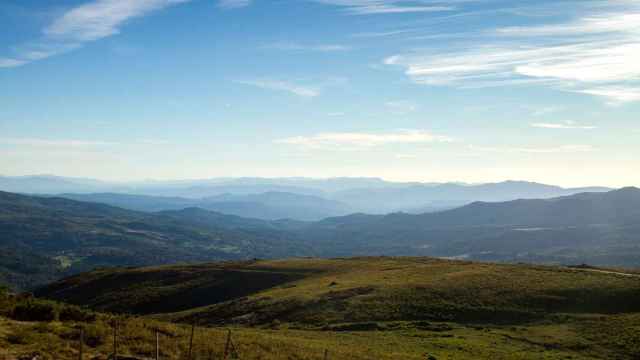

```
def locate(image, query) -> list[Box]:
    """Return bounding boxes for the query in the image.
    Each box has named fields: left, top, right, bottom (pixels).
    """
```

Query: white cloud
left=385, top=100, right=418, bottom=114
left=529, top=105, right=564, bottom=117
left=218, top=0, right=251, bottom=9
left=312, top=1, right=454, bottom=15
left=530, top=121, right=596, bottom=130
left=45, top=0, right=189, bottom=42
left=236, top=77, right=346, bottom=98
left=469, top=144, right=594, bottom=154
left=263, top=42, right=351, bottom=52
left=1, top=0, right=190, bottom=67
left=276, top=129, right=452, bottom=149
left=235, top=79, right=320, bottom=97
left=0, top=58, right=27, bottom=68
left=576, top=86, right=640, bottom=105
left=383, top=6, right=640, bottom=103
left=495, top=13, right=640, bottom=37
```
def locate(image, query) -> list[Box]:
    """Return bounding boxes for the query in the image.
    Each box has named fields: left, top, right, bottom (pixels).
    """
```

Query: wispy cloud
left=218, top=0, right=251, bottom=9
left=576, top=86, right=640, bottom=105
left=530, top=121, right=596, bottom=130
left=469, top=144, right=594, bottom=154
left=262, top=42, right=351, bottom=52
left=312, top=1, right=455, bottom=15
left=385, top=100, right=418, bottom=114
left=526, top=105, right=564, bottom=117
left=276, top=129, right=452, bottom=150
left=383, top=4, right=640, bottom=103
left=235, top=77, right=347, bottom=98
left=0, top=58, right=27, bottom=68
left=1, top=0, right=190, bottom=67
left=235, top=79, right=320, bottom=97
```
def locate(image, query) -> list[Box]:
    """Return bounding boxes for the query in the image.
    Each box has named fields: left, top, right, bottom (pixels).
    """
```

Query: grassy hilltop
left=15, top=257, right=638, bottom=359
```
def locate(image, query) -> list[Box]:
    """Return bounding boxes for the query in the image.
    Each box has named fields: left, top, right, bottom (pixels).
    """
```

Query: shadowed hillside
left=0, top=257, right=637, bottom=359
left=38, top=257, right=640, bottom=325
left=0, top=191, right=311, bottom=290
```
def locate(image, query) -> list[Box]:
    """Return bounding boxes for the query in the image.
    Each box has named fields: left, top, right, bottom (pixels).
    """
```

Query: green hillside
left=18, top=257, right=640, bottom=359
left=38, top=257, right=640, bottom=324
left=0, top=191, right=309, bottom=291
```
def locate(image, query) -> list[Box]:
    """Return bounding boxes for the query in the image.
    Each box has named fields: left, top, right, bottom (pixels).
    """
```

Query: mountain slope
left=1, top=176, right=612, bottom=216
left=0, top=192, right=311, bottom=290
left=331, top=180, right=612, bottom=213
left=37, top=257, right=640, bottom=325
left=303, top=188, right=640, bottom=265
left=58, top=191, right=352, bottom=220
left=2, top=187, right=639, bottom=290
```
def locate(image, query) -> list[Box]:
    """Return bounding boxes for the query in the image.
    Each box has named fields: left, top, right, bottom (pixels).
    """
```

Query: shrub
left=59, top=305, right=96, bottom=322
left=12, top=302, right=57, bottom=322
left=83, top=324, right=108, bottom=347
left=7, top=327, right=36, bottom=345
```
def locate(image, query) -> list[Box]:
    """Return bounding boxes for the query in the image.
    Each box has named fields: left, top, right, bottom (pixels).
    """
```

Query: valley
left=2, top=186, right=640, bottom=291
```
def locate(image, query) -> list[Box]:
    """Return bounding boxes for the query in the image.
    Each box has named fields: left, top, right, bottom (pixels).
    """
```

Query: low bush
left=83, top=323, right=109, bottom=347
left=7, top=327, right=36, bottom=345
left=12, top=301, right=57, bottom=322
left=59, top=305, right=96, bottom=322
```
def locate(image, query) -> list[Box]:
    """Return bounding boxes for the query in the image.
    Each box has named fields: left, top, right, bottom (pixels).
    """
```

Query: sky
left=0, top=0, right=639, bottom=187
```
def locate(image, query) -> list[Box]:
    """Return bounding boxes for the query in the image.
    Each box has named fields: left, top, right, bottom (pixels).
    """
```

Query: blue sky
left=0, top=0, right=639, bottom=187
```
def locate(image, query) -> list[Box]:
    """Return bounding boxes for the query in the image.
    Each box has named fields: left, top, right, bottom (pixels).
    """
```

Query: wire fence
left=69, top=319, right=332, bottom=360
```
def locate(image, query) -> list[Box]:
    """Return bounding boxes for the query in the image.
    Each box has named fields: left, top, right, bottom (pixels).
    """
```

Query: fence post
left=323, top=349, right=328, bottom=360
left=155, top=330, right=160, bottom=360
left=112, top=318, right=118, bottom=360
left=188, top=323, right=195, bottom=360
left=223, top=329, right=240, bottom=360
left=223, top=330, right=231, bottom=360
left=78, top=327, right=84, bottom=360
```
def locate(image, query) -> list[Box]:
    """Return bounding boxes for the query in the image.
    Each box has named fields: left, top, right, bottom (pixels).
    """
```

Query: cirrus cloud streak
left=383, top=5, right=640, bottom=103
left=276, top=129, right=453, bottom=150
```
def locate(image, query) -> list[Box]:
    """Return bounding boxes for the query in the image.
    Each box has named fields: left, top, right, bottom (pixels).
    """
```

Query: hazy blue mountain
left=0, top=175, right=118, bottom=194
left=331, top=181, right=612, bottom=213
left=58, top=193, right=197, bottom=212
left=58, top=191, right=351, bottom=221
left=202, top=192, right=352, bottom=220
left=1, top=176, right=611, bottom=216
left=303, top=188, right=640, bottom=266
left=151, top=184, right=325, bottom=198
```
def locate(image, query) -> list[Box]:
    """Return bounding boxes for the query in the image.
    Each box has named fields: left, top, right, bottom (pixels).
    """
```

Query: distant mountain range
left=0, top=175, right=613, bottom=219
left=304, top=187, right=640, bottom=265
left=58, top=192, right=351, bottom=221
left=331, top=181, right=612, bottom=213
left=1, top=187, right=639, bottom=291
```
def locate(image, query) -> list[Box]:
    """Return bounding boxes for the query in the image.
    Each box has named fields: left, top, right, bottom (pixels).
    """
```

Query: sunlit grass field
left=3, top=257, right=640, bottom=359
